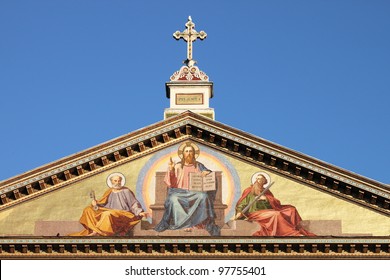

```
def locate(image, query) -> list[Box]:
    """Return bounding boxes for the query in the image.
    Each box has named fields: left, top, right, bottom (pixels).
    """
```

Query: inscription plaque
left=176, top=93, right=204, bottom=105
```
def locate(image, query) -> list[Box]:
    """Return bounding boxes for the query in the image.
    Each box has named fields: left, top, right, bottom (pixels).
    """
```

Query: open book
left=189, top=172, right=216, bottom=192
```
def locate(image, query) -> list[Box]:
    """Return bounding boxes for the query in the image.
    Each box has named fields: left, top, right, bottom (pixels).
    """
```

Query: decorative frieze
left=76, top=166, right=84, bottom=176
left=114, top=151, right=121, bottom=161
left=150, top=138, right=158, bottom=148
left=38, top=180, right=46, bottom=190
left=51, top=175, right=59, bottom=185
left=221, top=139, right=227, bottom=148
left=13, top=190, right=21, bottom=200
left=26, top=185, right=34, bottom=195
left=101, top=156, right=109, bottom=166
left=89, top=161, right=97, bottom=171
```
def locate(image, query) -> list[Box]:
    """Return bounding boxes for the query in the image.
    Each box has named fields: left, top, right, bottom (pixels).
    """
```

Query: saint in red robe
left=236, top=186, right=315, bottom=236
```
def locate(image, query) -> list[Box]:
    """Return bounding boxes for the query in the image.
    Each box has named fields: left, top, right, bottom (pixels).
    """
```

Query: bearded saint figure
left=71, top=173, right=147, bottom=236
left=154, top=142, right=220, bottom=236
left=235, top=172, right=315, bottom=236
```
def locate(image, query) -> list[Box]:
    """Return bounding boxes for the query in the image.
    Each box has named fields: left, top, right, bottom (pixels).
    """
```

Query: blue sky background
left=0, top=0, right=389, bottom=184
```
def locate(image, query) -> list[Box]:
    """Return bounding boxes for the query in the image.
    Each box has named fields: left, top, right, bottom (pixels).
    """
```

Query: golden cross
left=173, top=16, right=207, bottom=66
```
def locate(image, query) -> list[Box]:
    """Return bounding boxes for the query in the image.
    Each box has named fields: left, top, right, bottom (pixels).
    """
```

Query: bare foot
left=87, top=231, right=99, bottom=236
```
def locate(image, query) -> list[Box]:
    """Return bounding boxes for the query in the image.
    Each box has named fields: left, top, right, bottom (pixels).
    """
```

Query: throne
left=149, top=171, right=227, bottom=228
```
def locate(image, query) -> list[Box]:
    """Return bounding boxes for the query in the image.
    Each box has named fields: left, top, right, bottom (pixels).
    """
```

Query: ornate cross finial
left=173, top=16, right=207, bottom=67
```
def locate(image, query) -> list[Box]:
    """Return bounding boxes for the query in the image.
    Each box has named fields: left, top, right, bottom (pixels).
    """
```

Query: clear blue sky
left=0, top=0, right=389, bottom=184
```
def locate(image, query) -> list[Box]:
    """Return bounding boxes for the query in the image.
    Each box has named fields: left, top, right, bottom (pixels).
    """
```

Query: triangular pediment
left=1, top=111, right=388, bottom=215
left=0, top=111, right=389, bottom=259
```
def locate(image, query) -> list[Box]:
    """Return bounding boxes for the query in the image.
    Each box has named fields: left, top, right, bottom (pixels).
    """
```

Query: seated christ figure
left=154, top=142, right=220, bottom=236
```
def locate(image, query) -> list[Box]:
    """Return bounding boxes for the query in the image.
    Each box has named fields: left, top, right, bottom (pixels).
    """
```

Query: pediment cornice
left=0, top=111, right=389, bottom=216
